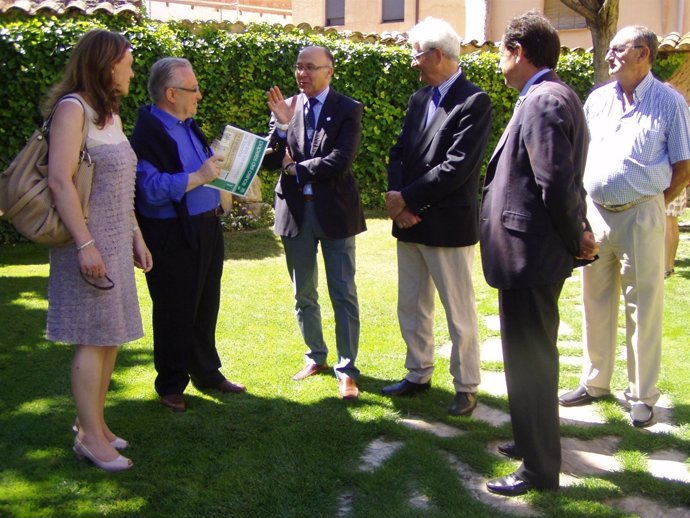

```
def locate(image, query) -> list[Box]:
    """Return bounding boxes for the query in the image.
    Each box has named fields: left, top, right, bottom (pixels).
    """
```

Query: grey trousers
left=281, top=202, right=360, bottom=380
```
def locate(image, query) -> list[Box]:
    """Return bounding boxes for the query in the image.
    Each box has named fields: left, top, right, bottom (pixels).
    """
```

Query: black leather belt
left=303, top=194, right=314, bottom=201
left=199, top=206, right=224, bottom=217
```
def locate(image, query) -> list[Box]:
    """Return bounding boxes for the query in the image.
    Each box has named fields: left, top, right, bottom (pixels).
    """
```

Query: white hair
left=408, top=17, right=461, bottom=62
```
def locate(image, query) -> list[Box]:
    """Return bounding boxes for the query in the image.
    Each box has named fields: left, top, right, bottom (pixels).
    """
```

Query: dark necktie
left=431, top=87, right=441, bottom=108
left=425, top=87, right=441, bottom=127
left=305, top=97, right=319, bottom=142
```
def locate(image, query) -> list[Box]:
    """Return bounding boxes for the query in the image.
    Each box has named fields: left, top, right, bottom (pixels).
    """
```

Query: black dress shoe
left=486, top=472, right=534, bottom=496
left=381, top=379, right=430, bottom=397
left=497, top=443, right=522, bottom=460
left=448, top=392, right=477, bottom=417
left=559, top=385, right=598, bottom=407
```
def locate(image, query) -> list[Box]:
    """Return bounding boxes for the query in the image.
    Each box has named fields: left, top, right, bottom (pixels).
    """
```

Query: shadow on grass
left=0, top=373, right=499, bottom=518
left=0, top=280, right=499, bottom=518
left=0, top=242, right=49, bottom=266
left=0, top=275, right=48, bottom=353
left=0, top=231, right=284, bottom=265
left=3, top=347, right=690, bottom=517
left=672, top=256, right=690, bottom=279
left=2, top=232, right=690, bottom=517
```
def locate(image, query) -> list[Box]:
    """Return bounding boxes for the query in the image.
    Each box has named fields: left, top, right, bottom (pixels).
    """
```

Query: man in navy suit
left=263, top=46, right=365, bottom=399
left=480, top=12, right=598, bottom=495
left=381, top=17, right=491, bottom=418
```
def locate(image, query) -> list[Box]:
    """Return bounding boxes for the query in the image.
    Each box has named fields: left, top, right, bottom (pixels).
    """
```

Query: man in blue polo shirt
left=131, top=57, right=245, bottom=412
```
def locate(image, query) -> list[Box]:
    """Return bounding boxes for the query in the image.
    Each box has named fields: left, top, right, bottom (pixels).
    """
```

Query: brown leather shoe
left=338, top=377, right=359, bottom=400
left=292, top=363, right=330, bottom=381
left=216, top=380, right=246, bottom=394
left=159, top=393, right=186, bottom=412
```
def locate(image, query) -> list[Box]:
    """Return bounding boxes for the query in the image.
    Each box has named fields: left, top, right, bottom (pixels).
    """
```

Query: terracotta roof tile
left=0, top=0, right=141, bottom=15
left=658, top=31, right=690, bottom=52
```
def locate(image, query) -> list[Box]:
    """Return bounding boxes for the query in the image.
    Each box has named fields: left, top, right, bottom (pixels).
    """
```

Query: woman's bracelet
left=76, top=238, right=95, bottom=251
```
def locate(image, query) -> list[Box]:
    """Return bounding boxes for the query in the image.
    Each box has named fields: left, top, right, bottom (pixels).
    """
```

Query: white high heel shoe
left=73, top=438, right=133, bottom=473
left=72, top=420, right=129, bottom=450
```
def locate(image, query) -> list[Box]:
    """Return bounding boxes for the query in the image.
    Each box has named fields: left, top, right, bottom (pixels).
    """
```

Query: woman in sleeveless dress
left=44, top=30, right=152, bottom=472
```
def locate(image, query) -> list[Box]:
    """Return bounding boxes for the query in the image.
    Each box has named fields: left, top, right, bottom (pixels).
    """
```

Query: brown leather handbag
left=0, top=95, right=92, bottom=246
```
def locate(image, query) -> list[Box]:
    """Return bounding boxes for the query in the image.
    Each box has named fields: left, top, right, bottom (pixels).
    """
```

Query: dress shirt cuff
left=171, top=172, right=192, bottom=202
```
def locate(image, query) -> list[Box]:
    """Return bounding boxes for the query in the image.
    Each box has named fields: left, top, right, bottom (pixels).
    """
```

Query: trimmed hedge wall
left=0, top=14, right=683, bottom=243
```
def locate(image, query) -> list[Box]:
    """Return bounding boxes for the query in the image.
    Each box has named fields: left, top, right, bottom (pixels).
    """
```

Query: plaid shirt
left=583, top=72, right=690, bottom=206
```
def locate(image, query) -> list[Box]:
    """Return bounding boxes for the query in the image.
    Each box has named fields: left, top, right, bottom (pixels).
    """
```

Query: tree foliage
left=560, top=0, right=619, bottom=85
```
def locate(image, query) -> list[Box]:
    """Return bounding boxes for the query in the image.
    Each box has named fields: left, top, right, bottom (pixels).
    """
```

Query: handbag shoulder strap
left=44, top=94, right=89, bottom=155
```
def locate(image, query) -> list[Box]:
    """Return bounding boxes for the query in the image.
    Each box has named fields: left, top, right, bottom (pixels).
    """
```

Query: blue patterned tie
left=431, top=87, right=441, bottom=108
left=305, top=97, right=319, bottom=142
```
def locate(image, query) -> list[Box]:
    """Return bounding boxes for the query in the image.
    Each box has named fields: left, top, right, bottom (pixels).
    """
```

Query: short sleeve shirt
left=583, top=72, right=690, bottom=205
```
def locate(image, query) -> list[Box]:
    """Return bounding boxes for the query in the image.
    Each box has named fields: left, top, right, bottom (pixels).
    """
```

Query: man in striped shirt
left=560, top=26, right=690, bottom=427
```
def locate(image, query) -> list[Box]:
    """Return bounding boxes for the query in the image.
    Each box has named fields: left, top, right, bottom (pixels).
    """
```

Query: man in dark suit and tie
left=480, top=12, right=598, bottom=495
left=263, top=46, right=366, bottom=399
left=381, top=17, right=491, bottom=418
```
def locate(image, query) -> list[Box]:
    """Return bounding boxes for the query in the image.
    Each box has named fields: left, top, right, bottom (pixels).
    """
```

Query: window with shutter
left=326, top=0, right=345, bottom=26
left=382, top=0, right=404, bottom=23
left=544, top=0, right=587, bottom=30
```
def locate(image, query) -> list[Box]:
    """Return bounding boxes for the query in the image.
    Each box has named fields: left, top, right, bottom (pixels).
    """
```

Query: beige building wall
left=484, top=0, right=689, bottom=48
left=292, top=0, right=466, bottom=35
left=292, top=1, right=689, bottom=48
left=292, top=0, right=324, bottom=25
left=147, top=0, right=292, bottom=23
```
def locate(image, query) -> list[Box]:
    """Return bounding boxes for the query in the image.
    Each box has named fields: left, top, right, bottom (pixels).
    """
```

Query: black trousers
left=140, top=213, right=225, bottom=396
left=498, top=280, right=564, bottom=490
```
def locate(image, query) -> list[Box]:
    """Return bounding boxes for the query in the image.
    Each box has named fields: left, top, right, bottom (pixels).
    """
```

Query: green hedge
left=0, top=14, right=684, bottom=243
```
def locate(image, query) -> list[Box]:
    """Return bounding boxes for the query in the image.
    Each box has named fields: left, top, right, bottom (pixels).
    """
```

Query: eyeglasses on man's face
left=411, top=48, right=435, bottom=62
left=606, top=44, right=644, bottom=56
left=170, top=85, right=200, bottom=93
left=294, top=63, right=332, bottom=73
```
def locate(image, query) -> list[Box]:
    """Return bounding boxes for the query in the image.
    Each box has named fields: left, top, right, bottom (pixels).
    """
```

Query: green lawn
left=0, top=212, right=688, bottom=517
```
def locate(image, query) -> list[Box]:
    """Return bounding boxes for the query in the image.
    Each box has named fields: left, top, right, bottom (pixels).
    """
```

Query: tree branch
left=560, top=0, right=596, bottom=23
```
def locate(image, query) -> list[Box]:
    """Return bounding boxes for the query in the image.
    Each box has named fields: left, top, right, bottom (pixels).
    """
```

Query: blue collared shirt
left=135, top=105, right=219, bottom=219
left=425, top=66, right=463, bottom=126
left=435, top=66, right=463, bottom=104
left=583, top=72, right=690, bottom=205
left=518, top=68, right=551, bottom=104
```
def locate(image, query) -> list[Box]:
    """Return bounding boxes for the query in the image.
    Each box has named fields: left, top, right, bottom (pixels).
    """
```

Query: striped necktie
left=305, top=97, right=319, bottom=142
